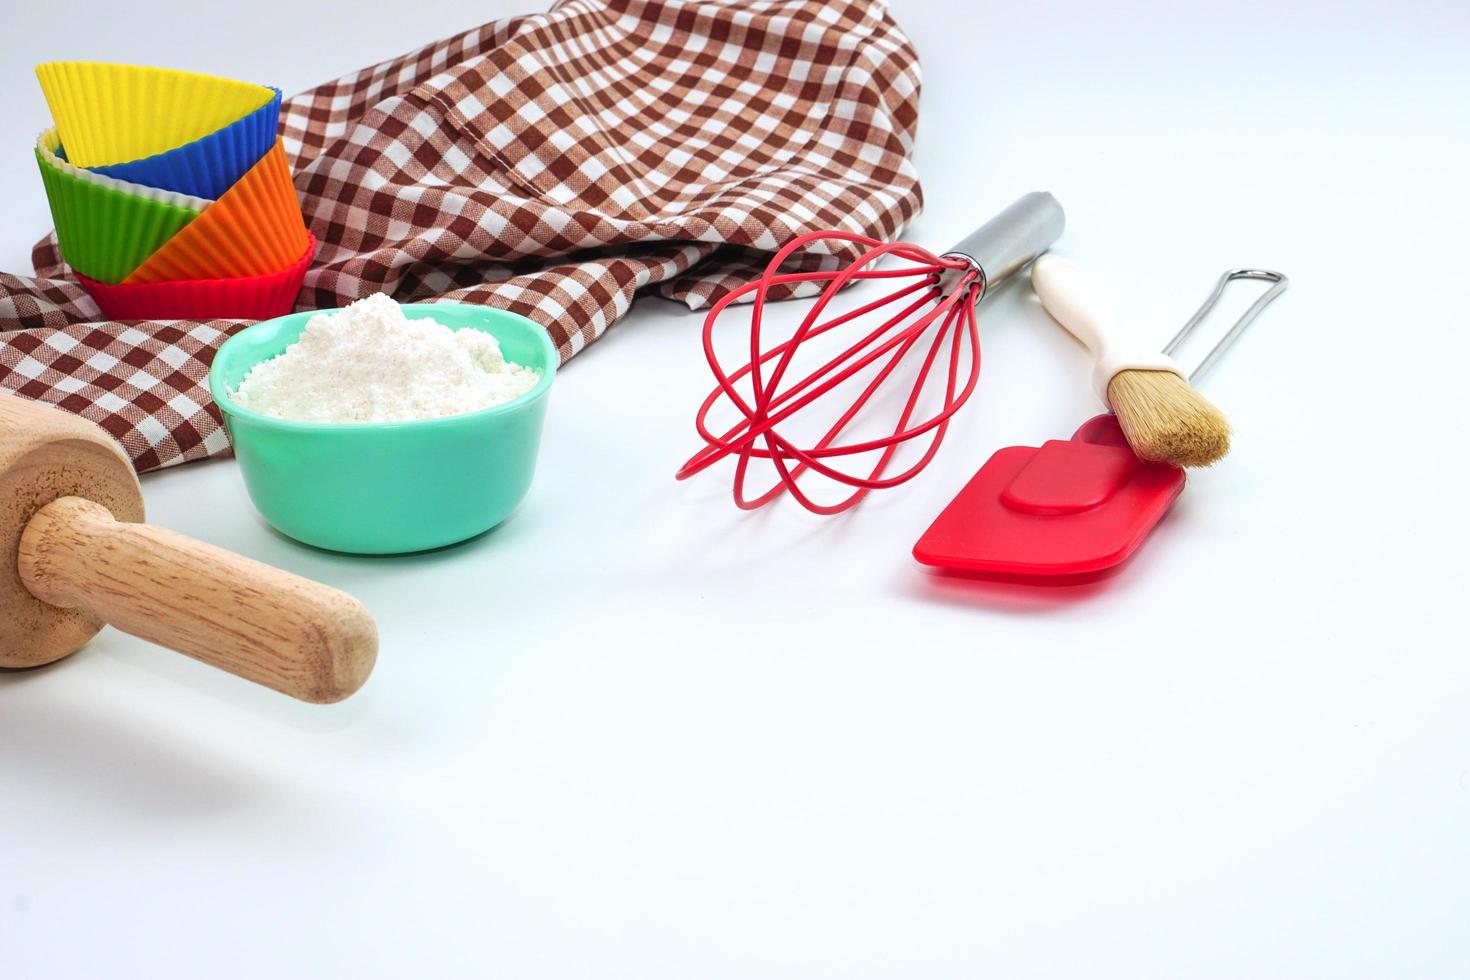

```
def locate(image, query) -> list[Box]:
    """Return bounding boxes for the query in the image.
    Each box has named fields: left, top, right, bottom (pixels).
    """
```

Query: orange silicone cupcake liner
left=123, top=140, right=309, bottom=285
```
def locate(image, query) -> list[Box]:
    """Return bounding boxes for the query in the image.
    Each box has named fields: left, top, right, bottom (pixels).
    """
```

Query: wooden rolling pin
left=0, top=393, right=376, bottom=703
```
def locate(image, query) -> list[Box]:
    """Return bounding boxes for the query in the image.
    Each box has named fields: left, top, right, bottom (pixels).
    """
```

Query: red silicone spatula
left=914, top=266, right=1287, bottom=582
left=913, top=412, right=1184, bottom=580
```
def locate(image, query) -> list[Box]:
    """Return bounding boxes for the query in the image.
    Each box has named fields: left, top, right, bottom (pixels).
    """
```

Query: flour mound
left=231, top=294, right=542, bottom=424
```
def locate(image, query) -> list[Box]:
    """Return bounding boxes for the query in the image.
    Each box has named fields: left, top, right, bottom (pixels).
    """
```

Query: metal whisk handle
left=943, top=192, right=1066, bottom=298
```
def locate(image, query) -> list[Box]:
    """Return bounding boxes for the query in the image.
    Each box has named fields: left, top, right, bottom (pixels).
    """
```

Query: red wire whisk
left=676, top=192, right=1065, bottom=514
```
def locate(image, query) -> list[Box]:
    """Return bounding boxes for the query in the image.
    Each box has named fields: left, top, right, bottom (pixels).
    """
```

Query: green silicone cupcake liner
left=34, top=129, right=209, bottom=284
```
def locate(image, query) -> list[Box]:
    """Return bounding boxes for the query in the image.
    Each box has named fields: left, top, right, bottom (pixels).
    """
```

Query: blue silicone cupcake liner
left=86, top=87, right=282, bottom=200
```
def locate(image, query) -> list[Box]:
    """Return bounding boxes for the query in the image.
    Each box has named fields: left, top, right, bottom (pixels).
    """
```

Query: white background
left=3, top=1, right=1469, bottom=977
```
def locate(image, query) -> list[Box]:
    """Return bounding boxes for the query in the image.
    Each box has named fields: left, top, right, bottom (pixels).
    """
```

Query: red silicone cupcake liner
left=76, top=234, right=316, bottom=320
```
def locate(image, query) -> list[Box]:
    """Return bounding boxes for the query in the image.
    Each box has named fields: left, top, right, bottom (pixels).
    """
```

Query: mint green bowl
left=209, top=304, right=556, bottom=554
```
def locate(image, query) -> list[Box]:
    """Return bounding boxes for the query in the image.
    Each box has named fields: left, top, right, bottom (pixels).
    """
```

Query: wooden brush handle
left=17, top=497, right=376, bottom=703
left=1030, top=255, right=1181, bottom=401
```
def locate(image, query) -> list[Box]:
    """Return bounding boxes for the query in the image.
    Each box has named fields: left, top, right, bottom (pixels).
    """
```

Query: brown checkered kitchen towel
left=1, top=0, right=922, bottom=472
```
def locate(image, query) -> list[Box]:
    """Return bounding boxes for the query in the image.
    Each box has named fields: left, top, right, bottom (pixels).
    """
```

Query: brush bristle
left=1106, top=369, right=1231, bottom=467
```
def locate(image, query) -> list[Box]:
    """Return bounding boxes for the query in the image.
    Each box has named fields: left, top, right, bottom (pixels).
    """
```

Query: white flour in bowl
left=230, top=294, right=542, bottom=424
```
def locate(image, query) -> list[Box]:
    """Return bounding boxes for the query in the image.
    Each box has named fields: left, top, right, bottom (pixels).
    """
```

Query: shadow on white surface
left=903, top=566, right=1125, bottom=612
left=0, top=670, right=276, bottom=821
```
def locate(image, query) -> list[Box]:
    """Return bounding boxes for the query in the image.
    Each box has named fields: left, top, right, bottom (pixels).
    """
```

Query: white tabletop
left=4, top=1, right=1468, bottom=977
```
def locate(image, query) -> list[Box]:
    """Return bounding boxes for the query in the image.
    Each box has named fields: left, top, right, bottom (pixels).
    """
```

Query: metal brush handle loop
left=1166, top=269, right=1289, bottom=383
left=942, top=192, right=1066, bottom=300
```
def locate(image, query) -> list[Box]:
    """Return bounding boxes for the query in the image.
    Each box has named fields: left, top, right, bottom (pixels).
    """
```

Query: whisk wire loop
left=677, top=228, right=982, bottom=513
left=677, top=192, right=1068, bottom=515
left=757, top=292, right=979, bottom=513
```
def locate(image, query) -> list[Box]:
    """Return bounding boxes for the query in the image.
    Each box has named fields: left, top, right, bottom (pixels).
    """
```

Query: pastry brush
left=1030, top=255, right=1231, bottom=467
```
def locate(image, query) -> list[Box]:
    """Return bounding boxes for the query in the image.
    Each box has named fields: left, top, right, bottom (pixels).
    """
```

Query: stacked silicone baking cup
left=34, top=63, right=315, bottom=319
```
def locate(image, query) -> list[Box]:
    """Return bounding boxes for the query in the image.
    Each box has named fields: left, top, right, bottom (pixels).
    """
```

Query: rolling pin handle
left=17, top=497, right=377, bottom=703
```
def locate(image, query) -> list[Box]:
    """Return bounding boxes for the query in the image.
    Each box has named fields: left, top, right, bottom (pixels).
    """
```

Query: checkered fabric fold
left=2, top=0, right=922, bottom=472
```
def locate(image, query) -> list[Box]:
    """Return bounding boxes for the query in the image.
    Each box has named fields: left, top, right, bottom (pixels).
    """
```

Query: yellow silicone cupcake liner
left=35, top=62, right=274, bottom=168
